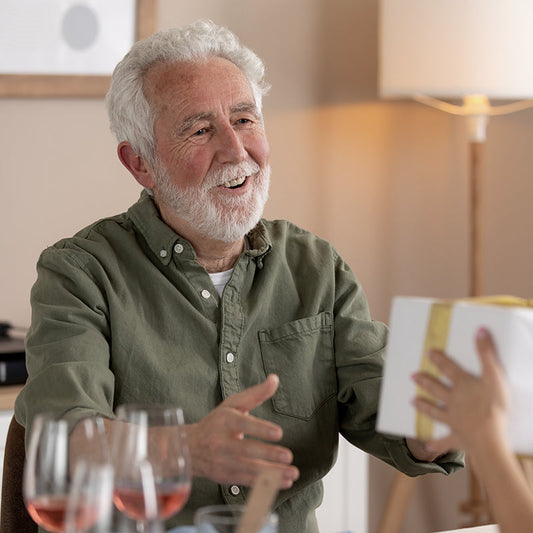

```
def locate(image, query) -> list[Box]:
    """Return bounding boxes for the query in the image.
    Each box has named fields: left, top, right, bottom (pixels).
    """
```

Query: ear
left=117, top=142, right=156, bottom=189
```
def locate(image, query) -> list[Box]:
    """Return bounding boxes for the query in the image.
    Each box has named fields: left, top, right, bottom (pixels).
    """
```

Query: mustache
left=203, top=160, right=261, bottom=189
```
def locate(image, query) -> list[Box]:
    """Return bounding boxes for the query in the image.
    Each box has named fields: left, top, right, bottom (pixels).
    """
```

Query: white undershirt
left=208, top=269, right=233, bottom=297
left=207, top=237, right=250, bottom=297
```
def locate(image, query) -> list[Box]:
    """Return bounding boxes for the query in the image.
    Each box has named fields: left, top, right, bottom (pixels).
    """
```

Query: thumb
left=222, top=374, right=280, bottom=414
left=425, top=435, right=459, bottom=456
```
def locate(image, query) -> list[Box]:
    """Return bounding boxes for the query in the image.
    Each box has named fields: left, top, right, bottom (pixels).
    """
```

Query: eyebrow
left=178, top=102, right=262, bottom=136
left=231, top=102, right=261, bottom=119
left=178, top=112, right=214, bottom=136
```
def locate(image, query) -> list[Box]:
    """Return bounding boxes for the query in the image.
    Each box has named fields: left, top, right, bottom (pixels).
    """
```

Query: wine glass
left=194, top=504, right=278, bottom=533
left=64, top=460, right=114, bottom=533
left=23, top=414, right=110, bottom=533
left=111, top=405, right=192, bottom=532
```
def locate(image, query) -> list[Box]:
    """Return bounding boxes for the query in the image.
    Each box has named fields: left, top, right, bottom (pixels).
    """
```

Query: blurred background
left=2, top=1, right=533, bottom=532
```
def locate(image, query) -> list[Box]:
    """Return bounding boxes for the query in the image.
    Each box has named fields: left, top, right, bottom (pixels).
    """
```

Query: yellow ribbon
left=416, top=302, right=453, bottom=441
left=415, top=295, right=533, bottom=441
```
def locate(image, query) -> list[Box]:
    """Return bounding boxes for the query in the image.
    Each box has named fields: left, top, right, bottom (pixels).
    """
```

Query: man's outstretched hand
left=185, top=374, right=300, bottom=489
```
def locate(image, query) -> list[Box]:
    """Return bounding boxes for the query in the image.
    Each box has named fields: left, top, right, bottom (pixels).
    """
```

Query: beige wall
left=2, top=1, right=533, bottom=531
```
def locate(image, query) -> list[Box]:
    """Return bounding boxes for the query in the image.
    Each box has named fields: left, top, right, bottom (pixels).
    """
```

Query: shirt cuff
left=383, top=436, right=465, bottom=477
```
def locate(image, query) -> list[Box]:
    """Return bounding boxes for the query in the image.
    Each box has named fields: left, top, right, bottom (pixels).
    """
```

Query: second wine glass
left=112, top=405, right=192, bottom=532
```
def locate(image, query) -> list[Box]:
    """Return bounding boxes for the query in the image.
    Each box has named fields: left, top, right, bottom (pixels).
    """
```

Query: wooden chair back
left=0, top=416, right=37, bottom=533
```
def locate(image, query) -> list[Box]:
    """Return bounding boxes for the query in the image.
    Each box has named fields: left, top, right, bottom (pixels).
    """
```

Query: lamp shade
left=379, top=0, right=533, bottom=99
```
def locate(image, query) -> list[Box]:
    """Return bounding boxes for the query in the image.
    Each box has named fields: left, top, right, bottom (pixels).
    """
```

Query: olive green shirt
left=15, top=192, right=463, bottom=533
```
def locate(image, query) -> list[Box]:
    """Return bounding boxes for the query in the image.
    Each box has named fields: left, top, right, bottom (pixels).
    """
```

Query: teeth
left=223, top=176, right=246, bottom=188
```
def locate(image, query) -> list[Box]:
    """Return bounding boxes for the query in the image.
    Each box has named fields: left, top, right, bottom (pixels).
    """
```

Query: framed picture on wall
left=0, top=0, right=157, bottom=97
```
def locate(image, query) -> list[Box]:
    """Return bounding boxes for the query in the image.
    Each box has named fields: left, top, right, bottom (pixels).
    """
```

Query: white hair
left=105, top=20, right=270, bottom=167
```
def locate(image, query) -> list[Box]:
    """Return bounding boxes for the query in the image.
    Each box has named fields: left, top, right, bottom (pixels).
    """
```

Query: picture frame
left=0, top=0, right=157, bottom=98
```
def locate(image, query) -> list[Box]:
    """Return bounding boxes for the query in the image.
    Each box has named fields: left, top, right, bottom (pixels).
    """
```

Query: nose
left=215, top=124, right=247, bottom=164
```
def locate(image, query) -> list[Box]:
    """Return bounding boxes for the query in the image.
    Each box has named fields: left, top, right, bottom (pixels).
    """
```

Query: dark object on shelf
left=0, top=322, right=11, bottom=338
left=0, top=323, right=27, bottom=385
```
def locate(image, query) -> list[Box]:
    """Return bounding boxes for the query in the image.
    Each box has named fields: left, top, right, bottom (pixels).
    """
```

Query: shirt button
left=159, top=249, right=167, bottom=258
left=226, top=352, right=234, bottom=363
left=201, top=289, right=211, bottom=299
left=230, top=485, right=240, bottom=496
left=174, top=243, right=184, bottom=254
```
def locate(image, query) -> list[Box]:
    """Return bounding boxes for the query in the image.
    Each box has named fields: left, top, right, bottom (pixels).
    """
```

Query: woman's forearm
left=470, top=430, right=533, bottom=533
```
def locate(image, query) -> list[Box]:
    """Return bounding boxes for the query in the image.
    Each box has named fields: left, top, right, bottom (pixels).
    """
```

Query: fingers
left=406, top=429, right=460, bottom=461
left=412, top=370, right=451, bottom=405
left=412, top=395, right=447, bottom=423
left=223, top=374, right=280, bottom=415
left=191, top=417, right=300, bottom=488
left=227, top=439, right=299, bottom=489
left=220, top=406, right=283, bottom=442
left=425, top=349, right=464, bottom=382
left=424, top=435, right=459, bottom=456
left=417, top=328, right=500, bottom=391
left=408, top=399, right=461, bottom=457
left=222, top=375, right=283, bottom=441
left=235, top=436, right=294, bottom=464
left=204, top=453, right=300, bottom=489
left=476, top=327, right=501, bottom=375
left=405, top=437, right=442, bottom=462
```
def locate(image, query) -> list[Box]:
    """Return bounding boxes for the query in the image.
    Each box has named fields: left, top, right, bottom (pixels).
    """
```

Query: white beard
left=153, top=159, right=270, bottom=243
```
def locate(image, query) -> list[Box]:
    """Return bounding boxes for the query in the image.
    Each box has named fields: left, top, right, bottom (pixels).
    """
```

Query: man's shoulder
left=259, top=218, right=340, bottom=268
left=47, top=193, right=149, bottom=253
left=51, top=211, right=131, bottom=251
left=261, top=218, right=334, bottom=248
left=38, top=197, right=148, bottom=272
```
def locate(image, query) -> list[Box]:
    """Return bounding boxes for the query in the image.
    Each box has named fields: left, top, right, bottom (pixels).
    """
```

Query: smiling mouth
left=222, top=176, right=247, bottom=189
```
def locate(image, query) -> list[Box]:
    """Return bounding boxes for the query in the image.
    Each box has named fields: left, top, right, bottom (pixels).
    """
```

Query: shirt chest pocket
left=258, top=311, right=336, bottom=421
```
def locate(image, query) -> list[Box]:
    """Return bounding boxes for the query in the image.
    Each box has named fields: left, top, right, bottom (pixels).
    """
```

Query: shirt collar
left=127, top=191, right=195, bottom=265
left=246, top=221, right=272, bottom=269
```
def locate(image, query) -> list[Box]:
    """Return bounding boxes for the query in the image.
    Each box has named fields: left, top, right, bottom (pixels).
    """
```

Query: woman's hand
left=412, top=327, right=510, bottom=455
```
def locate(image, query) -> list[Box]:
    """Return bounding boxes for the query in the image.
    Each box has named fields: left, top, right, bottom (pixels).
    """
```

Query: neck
left=158, top=204, right=244, bottom=273
left=194, top=237, right=244, bottom=273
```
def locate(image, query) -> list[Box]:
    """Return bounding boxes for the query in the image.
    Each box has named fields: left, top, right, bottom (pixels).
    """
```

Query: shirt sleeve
left=332, top=251, right=464, bottom=476
left=15, top=243, right=116, bottom=440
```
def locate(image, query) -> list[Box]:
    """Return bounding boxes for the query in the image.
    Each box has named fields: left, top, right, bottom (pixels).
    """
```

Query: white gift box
left=376, top=296, right=533, bottom=455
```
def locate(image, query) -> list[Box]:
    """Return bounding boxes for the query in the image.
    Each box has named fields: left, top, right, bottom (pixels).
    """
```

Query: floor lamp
left=377, top=0, right=533, bottom=531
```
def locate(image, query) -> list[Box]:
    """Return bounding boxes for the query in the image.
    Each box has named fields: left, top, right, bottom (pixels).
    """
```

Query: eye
left=188, top=125, right=213, bottom=145
left=234, top=117, right=255, bottom=128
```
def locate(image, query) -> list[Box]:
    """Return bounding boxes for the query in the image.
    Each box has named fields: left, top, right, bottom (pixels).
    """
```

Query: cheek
left=248, top=133, right=270, bottom=166
left=164, top=148, right=214, bottom=188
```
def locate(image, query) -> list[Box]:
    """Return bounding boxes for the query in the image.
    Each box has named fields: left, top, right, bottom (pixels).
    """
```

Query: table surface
left=0, top=384, right=23, bottom=411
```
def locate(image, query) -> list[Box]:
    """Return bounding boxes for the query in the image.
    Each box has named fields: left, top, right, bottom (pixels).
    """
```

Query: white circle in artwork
left=61, top=4, right=100, bottom=50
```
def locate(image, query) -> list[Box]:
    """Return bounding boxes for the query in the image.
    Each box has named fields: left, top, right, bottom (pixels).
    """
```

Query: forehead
left=143, top=56, right=256, bottom=119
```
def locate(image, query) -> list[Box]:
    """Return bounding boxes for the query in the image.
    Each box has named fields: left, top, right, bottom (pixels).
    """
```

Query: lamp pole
left=463, top=94, right=490, bottom=299
left=469, top=139, right=484, bottom=299
left=463, top=100, right=489, bottom=526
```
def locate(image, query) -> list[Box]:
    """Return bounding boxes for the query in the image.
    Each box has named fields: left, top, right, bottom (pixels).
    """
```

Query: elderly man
left=15, top=20, right=463, bottom=532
